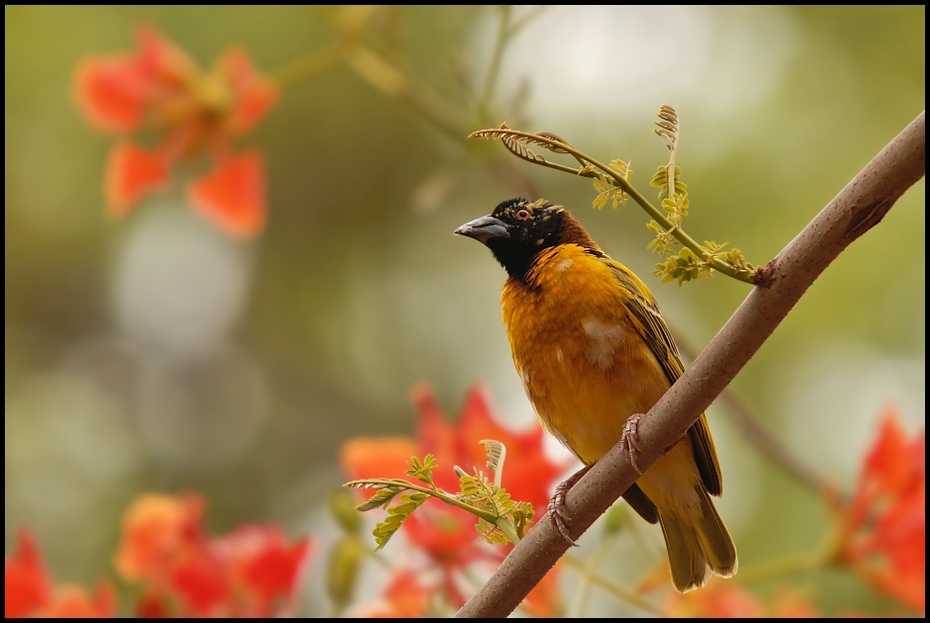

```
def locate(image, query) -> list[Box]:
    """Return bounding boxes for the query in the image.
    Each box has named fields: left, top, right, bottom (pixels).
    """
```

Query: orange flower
left=340, top=436, right=419, bottom=483
left=74, top=23, right=278, bottom=237
left=4, top=528, right=116, bottom=618
left=114, top=492, right=312, bottom=617
left=114, top=492, right=206, bottom=584
left=829, top=406, right=925, bottom=612
left=35, top=583, right=118, bottom=619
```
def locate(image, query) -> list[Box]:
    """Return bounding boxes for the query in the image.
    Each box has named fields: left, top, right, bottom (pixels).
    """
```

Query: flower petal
left=217, top=47, right=280, bottom=135
left=104, top=142, right=170, bottom=218
left=242, top=535, right=311, bottom=614
left=74, top=54, right=152, bottom=133
left=135, top=22, right=199, bottom=89
left=4, top=529, right=52, bottom=618
left=340, top=436, right=419, bottom=481
left=837, top=407, right=926, bottom=612
left=187, top=150, right=267, bottom=238
left=170, top=554, right=229, bottom=617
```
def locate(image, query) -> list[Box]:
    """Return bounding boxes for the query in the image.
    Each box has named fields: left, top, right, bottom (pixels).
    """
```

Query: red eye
left=515, top=209, right=531, bottom=221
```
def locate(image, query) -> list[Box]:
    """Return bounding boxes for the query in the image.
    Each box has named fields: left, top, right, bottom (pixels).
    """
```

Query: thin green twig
left=342, top=44, right=465, bottom=144
left=269, top=44, right=342, bottom=89
left=561, top=556, right=662, bottom=615
left=345, top=478, right=499, bottom=523
left=469, top=127, right=754, bottom=283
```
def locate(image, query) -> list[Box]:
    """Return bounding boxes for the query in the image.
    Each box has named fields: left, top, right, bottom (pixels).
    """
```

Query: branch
left=455, top=111, right=925, bottom=618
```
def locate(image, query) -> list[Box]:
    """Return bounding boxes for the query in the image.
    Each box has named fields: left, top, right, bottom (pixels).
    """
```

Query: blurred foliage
left=5, top=5, right=924, bottom=616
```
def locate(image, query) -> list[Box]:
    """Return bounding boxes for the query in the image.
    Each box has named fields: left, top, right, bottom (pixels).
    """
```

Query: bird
left=454, top=197, right=737, bottom=592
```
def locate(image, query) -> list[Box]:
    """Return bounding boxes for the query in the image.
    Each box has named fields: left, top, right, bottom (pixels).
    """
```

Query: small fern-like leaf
left=459, top=474, right=481, bottom=498
left=480, top=439, right=506, bottom=492
left=470, top=124, right=581, bottom=169
left=476, top=518, right=508, bottom=544
left=355, top=486, right=403, bottom=512
left=406, top=454, right=437, bottom=487
left=480, top=440, right=505, bottom=474
left=654, top=104, right=679, bottom=153
left=372, top=491, right=429, bottom=551
left=534, top=131, right=571, bottom=153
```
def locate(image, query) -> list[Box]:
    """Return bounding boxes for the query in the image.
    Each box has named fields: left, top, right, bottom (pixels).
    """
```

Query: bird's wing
left=604, top=259, right=723, bottom=496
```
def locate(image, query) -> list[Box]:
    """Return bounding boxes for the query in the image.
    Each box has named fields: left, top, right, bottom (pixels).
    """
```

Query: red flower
left=341, top=383, right=570, bottom=609
left=5, top=528, right=116, bottom=618
left=214, top=525, right=312, bottom=617
left=74, top=23, right=278, bottom=237
left=114, top=492, right=312, bottom=617
left=409, top=382, right=571, bottom=515
left=5, top=529, right=51, bottom=618
left=828, top=406, right=925, bottom=612
left=341, top=384, right=568, bottom=560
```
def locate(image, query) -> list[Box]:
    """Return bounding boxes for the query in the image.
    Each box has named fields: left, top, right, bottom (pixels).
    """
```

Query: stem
left=494, top=519, right=520, bottom=544
left=476, top=7, right=549, bottom=124
left=506, top=6, right=550, bottom=38
left=268, top=44, right=342, bottom=89
left=561, top=556, right=662, bottom=615
left=735, top=550, right=827, bottom=585
left=342, top=43, right=465, bottom=143
left=476, top=7, right=511, bottom=122
left=346, top=479, right=500, bottom=523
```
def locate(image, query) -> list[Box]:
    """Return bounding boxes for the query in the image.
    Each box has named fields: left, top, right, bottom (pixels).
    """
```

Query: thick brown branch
left=455, top=111, right=925, bottom=618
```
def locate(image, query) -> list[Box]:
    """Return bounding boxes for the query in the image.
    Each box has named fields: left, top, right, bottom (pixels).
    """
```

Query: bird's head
left=454, top=198, right=595, bottom=280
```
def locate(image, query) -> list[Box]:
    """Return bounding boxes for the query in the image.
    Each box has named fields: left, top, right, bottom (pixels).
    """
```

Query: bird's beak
left=454, top=215, right=510, bottom=244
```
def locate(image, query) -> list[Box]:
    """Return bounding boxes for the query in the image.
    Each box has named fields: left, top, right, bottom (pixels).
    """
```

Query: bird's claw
left=546, top=464, right=593, bottom=547
left=620, top=413, right=645, bottom=474
left=547, top=480, right=579, bottom=546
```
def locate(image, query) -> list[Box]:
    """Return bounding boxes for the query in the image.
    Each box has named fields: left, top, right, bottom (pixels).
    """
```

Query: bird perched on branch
left=454, top=198, right=736, bottom=592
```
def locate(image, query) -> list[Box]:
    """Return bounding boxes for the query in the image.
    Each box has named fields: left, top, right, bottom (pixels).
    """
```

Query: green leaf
left=355, top=486, right=402, bottom=512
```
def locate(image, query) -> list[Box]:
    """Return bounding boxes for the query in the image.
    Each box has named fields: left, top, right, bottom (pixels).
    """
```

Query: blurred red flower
left=74, top=23, right=278, bottom=237
left=353, top=569, right=432, bottom=617
left=4, top=528, right=117, bottom=618
left=662, top=578, right=820, bottom=618
left=828, top=406, right=925, bottom=613
left=114, top=493, right=312, bottom=617
left=341, top=383, right=568, bottom=613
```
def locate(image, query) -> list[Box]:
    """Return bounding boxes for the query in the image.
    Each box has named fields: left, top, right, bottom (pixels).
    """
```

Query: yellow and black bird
left=455, top=198, right=737, bottom=592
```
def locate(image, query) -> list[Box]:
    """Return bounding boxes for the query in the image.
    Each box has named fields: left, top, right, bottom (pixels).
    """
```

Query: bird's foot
left=547, top=464, right=593, bottom=546
left=620, top=413, right=645, bottom=475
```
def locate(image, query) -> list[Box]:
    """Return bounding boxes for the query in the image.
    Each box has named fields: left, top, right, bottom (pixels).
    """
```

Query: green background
left=5, top=5, right=924, bottom=616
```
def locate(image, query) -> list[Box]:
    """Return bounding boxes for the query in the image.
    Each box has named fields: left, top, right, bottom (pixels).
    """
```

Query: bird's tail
left=658, top=485, right=738, bottom=593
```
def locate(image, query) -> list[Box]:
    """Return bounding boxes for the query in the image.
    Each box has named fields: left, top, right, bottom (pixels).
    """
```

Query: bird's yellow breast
left=501, top=244, right=670, bottom=465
